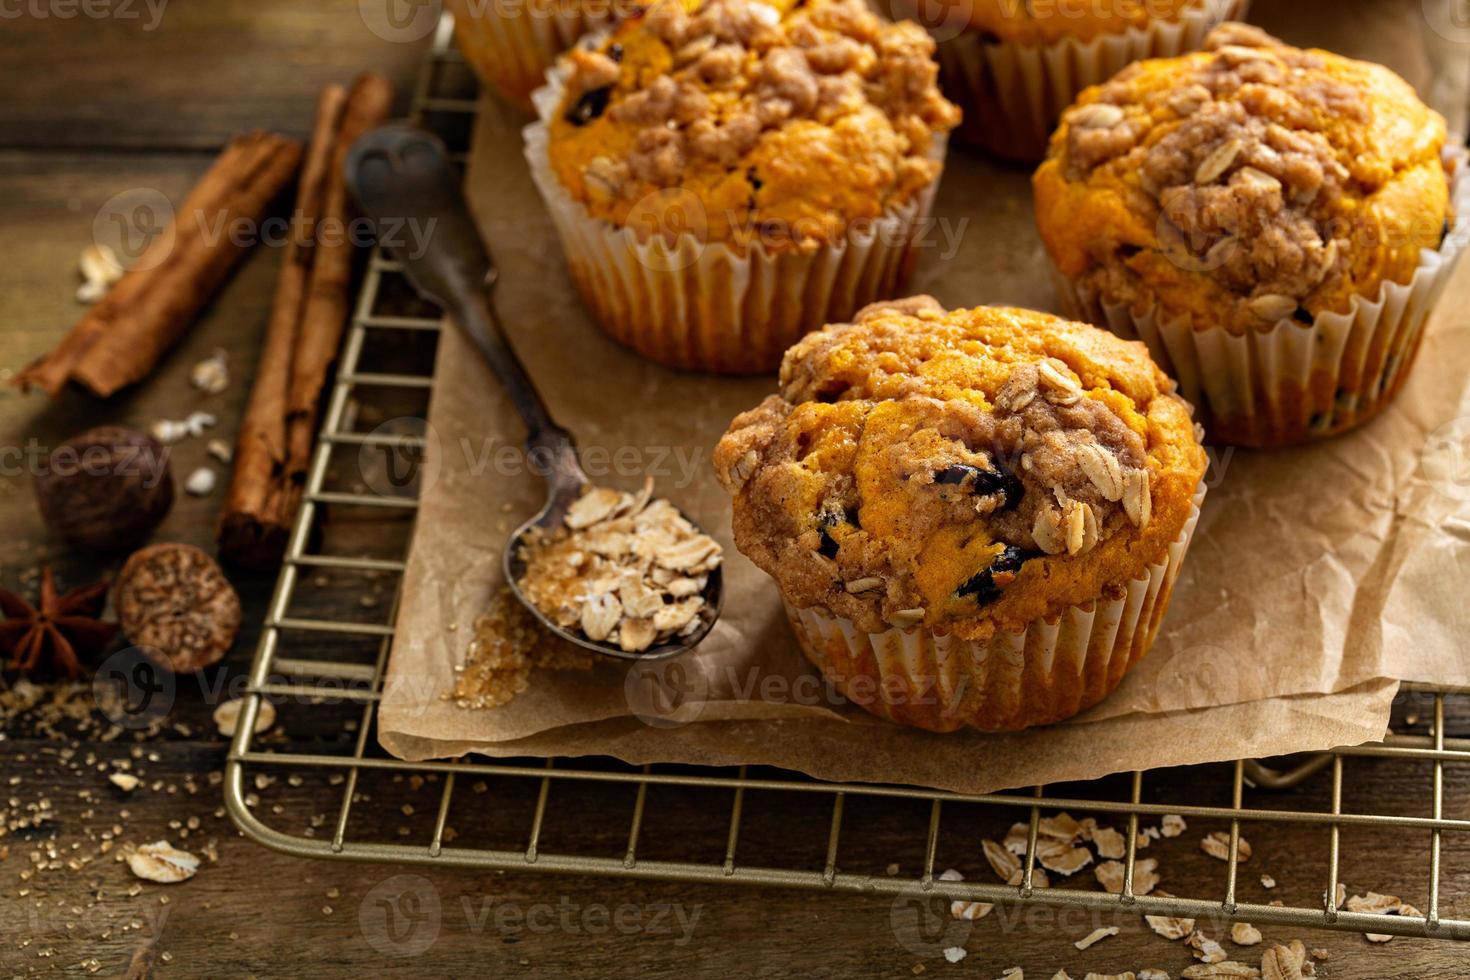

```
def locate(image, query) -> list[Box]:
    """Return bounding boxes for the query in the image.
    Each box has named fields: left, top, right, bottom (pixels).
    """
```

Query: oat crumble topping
left=714, top=296, right=1206, bottom=638
left=1036, top=24, right=1452, bottom=334
left=549, top=0, right=959, bottom=249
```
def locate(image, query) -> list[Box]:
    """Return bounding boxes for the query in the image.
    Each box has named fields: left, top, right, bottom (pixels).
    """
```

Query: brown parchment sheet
left=377, top=2, right=1470, bottom=792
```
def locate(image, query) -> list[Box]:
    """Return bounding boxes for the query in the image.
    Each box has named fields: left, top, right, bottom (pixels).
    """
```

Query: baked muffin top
left=545, top=0, right=959, bottom=252
left=1033, top=24, right=1452, bottom=335
left=713, top=297, right=1207, bottom=641
left=920, top=0, right=1216, bottom=45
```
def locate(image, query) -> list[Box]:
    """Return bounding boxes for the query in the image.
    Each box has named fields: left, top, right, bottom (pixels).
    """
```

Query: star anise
left=0, top=567, right=118, bottom=680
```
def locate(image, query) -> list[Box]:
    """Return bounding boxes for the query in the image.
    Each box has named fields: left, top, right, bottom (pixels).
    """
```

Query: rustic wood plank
left=0, top=0, right=427, bottom=150
left=2, top=3, right=1469, bottom=978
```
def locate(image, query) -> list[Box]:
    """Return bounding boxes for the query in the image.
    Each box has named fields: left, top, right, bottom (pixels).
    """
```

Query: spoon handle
left=344, top=123, right=584, bottom=490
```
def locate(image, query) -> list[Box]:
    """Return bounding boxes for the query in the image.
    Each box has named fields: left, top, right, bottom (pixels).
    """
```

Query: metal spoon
left=344, top=123, right=722, bottom=660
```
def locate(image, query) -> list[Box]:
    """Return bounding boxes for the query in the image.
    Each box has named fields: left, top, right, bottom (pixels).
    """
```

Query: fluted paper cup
left=523, top=56, right=950, bottom=374
left=783, top=485, right=1205, bottom=733
left=447, top=0, right=625, bottom=108
left=884, top=0, right=1246, bottom=162
left=1054, top=148, right=1470, bottom=447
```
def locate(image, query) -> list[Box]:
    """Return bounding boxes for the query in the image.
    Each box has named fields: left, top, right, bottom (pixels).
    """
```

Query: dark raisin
left=955, top=546, right=1035, bottom=604
left=746, top=169, right=763, bottom=191
left=608, top=43, right=624, bottom=63
left=933, top=461, right=1023, bottom=510
left=933, top=465, right=977, bottom=486
left=817, top=509, right=842, bottom=559
left=564, top=85, right=612, bottom=126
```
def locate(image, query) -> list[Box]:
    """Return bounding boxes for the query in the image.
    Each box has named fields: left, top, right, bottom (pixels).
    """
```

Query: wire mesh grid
left=224, top=13, right=1470, bottom=943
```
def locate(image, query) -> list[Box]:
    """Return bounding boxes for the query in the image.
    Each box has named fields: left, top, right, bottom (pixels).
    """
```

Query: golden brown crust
left=1034, top=24, right=1451, bottom=337
left=714, top=298, right=1207, bottom=641
left=546, top=0, right=959, bottom=251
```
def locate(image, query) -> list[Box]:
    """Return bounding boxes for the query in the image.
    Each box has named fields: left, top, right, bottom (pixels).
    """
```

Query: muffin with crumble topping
left=1035, top=24, right=1469, bottom=447
left=714, top=296, right=1208, bottom=732
left=522, top=0, right=960, bottom=373
left=879, top=0, right=1245, bottom=161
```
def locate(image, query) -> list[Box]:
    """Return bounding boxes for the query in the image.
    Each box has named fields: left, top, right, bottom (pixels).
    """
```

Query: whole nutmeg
left=115, top=543, right=241, bottom=674
left=35, top=427, right=173, bottom=550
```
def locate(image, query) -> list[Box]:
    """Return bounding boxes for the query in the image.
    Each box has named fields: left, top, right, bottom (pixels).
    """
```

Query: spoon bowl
left=345, top=123, right=722, bottom=661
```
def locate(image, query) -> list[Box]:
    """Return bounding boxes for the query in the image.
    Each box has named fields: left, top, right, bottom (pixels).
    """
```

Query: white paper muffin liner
left=783, top=484, right=1206, bottom=733
left=524, top=53, right=950, bottom=374
left=447, top=0, right=624, bottom=107
left=1053, top=147, right=1470, bottom=447
left=887, top=0, right=1246, bottom=161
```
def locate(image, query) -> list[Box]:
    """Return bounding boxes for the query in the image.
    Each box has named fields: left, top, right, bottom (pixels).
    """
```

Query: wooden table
left=2, top=2, right=1468, bottom=977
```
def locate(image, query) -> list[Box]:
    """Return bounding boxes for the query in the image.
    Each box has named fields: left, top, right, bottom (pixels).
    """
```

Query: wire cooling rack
left=224, top=13, right=1470, bottom=943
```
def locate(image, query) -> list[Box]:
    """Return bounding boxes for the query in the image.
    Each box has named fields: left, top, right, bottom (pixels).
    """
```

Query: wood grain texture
left=1, top=1, right=1469, bottom=977
left=0, top=0, right=423, bottom=151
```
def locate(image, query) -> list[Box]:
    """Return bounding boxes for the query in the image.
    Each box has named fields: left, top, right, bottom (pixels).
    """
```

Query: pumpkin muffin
left=880, top=0, right=1245, bottom=161
left=522, top=0, right=960, bottom=373
left=446, top=0, right=639, bottom=108
left=1035, top=23, right=1468, bottom=446
left=714, top=296, right=1208, bottom=732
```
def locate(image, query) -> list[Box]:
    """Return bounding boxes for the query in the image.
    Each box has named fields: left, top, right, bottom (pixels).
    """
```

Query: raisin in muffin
left=881, top=0, right=1244, bottom=161
left=446, top=0, right=639, bottom=108
left=1034, top=24, right=1467, bottom=447
left=522, top=0, right=960, bottom=374
left=714, top=297, right=1209, bottom=732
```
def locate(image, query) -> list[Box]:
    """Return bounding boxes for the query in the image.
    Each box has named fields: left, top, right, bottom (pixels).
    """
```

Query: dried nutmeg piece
left=34, top=427, right=173, bottom=550
left=115, top=544, right=241, bottom=673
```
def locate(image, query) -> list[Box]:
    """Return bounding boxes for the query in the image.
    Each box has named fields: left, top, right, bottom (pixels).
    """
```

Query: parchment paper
left=377, top=2, right=1470, bottom=792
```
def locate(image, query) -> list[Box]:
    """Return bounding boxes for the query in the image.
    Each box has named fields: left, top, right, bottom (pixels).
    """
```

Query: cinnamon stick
left=218, top=86, right=348, bottom=568
left=219, top=75, right=394, bottom=568
left=17, top=132, right=303, bottom=397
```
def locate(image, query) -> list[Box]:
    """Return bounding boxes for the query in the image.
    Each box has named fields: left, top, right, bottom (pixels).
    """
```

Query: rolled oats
left=518, top=480, right=721, bottom=653
left=1147, top=914, right=1196, bottom=940
left=1259, top=941, right=1309, bottom=980
left=1200, top=832, right=1251, bottom=863
left=983, top=839, right=1020, bottom=882
left=1074, top=926, right=1119, bottom=950
left=1247, top=294, right=1296, bottom=322
left=127, top=841, right=199, bottom=884
left=1182, top=964, right=1260, bottom=979
left=1230, top=922, right=1262, bottom=946
left=1194, top=138, right=1242, bottom=185
left=1071, top=103, right=1125, bottom=130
